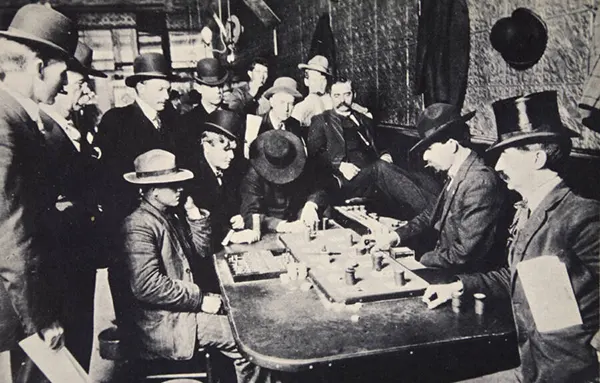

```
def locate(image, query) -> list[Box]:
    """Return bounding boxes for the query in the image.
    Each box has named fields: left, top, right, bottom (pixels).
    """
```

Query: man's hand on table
left=339, top=162, right=361, bottom=181
left=39, top=321, right=64, bottom=350
left=229, top=229, right=260, bottom=244
left=422, top=281, right=464, bottom=309
left=362, top=230, right=400, bottom=251
left=300, top=202, right=319, bottom=227
left=201, top=293, right=223, bottom=314
left=230, top=214, right=244, bottom=230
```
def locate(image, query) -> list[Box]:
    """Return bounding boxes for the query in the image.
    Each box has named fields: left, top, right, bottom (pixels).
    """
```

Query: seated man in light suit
left=111, top=149, right=264, bottom=383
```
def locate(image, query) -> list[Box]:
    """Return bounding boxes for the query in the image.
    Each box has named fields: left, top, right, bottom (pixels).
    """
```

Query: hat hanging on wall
left=490, top=8, right=548, bottom=70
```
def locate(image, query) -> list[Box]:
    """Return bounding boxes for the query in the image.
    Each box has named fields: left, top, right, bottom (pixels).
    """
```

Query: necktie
left=277, top=122, right=285, bottom=130
left=153, top=115, right=162, bottom=131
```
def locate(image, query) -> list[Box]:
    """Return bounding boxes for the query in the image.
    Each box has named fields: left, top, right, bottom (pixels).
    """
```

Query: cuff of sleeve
left=186, top=207, right=202, bottom=220
left=304, top=201, right=318, bottom=211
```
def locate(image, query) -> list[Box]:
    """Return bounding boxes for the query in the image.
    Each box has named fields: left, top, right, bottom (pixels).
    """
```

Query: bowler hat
left=123, top=149, right=193, bottom=185
left=409, top=103, right=476, bottom=155
left=490, top=8, right=548, bottom=70
left=263, top=77, right=302, bottom=100
left=69, top=42, right=107, bottom=78
left=250, top=130, right=306, bottom=184
left=0, top=4, right=78, bottom=59
left=487, top=91, right=579, bottom=153
left=125, top=53, right=174, bottom=87
left=298, top=55, right=332, bottom=76
left=194, top=58, right=229, bottom=86
left=204, top=110, right=242, bottom=141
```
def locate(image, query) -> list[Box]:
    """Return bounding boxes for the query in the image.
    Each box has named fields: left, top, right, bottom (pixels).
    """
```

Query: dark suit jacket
left=94, top=102, right=175, bottom=222
left=257, top=114, right=305, bottom=141
left=396, top=152, right=508, bottom=273
left=308, top=109, right=384, bottom=180
left=0, top=89, right=58, bottom=351
left=459, top=182, right=599, bottom=382
left=175, top=103, right=217, bottom=163
left=240, top=166, right=328, bottom=232
left=112, top=201, right=210, bottom=360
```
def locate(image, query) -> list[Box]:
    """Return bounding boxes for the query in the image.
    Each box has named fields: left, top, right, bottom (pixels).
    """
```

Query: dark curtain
left=309, top=13, right=337, bottom=78
left=414, top=0, right=470, bottom=108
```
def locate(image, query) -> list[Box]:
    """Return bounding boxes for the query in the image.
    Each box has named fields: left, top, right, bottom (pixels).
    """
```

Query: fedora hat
left=204, top=109, right=242, bottom=140
left=69, top=42, right=107, bottom=78
left=490, top=8, right=548, bottom=70
left=487, top=91, right=579, bottom=153
left=125, top=53, right=174, bottom=87
left=0, top=4, right=78, bottom=59
left=409, top=103, right=476, bottom=155
left=194, top=58, right=229, bottom=86
left=123, top=149, right=193, bottom=185
left=263, top=77, right=302, bottom=100
left=250, top=130, right=306, bottom=184
left=298, top=55, right=332, bottom=76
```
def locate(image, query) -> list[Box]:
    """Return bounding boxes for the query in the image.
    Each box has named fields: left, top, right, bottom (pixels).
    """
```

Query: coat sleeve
left=395, top=205, right=433, bottom=243
left=458, top=267, right=511, bottom=300
left=420, top=175, right=505, bottom=268
left=122, top=218, right=202, bottom=312
left=240, top=167, right=284, bottom=232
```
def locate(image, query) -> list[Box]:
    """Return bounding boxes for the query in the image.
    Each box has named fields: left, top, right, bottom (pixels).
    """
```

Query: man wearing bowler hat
left=0, top=3, right=78, bottom=380
left=372, top=103, right=508, bottom=274
left=111, top=149, right=263, bottom=383
left=423, top=91, right=599, bottom=382
left=95, top=52, right=177, bottom=226
left=176, top=57, right=230, bottom=162
left=39, top=41, right=107, bottom=371
left=240, top=130, right=327, bottom=234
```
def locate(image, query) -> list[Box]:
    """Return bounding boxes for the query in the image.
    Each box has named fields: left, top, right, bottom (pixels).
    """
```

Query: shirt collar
left=0, top=83, right=40, bottom=123
left=201, top=99, right=219, bottom=114
left=39, top=104, right=81, bottom=151
left=522, top=175, right=562, bottom=213
left=269, top=112, right=284, bottom=129
left=135, top=96, right=158, bottom=122
left=447, top=147, right=472, bottom=180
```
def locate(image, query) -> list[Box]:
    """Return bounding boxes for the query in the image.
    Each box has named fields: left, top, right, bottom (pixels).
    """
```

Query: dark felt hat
left=487, top=90, right=579, bottom=153
left=194, top=58, right=229, bottom=86
left=409, top=103, right=476, bottom=155
left=490, top=8, right=548, bottom=70
left=125, top=53, right=174, bottom=87
left=263, top=77, right=302, bottom=100
left=0, top=4, right=78, bottom=60
left=123, top=149, right=193, bottom=185
left=69, top=42, right=107, bottom=78
left=204, top=109, right=242, bottom=141
left=250, top=130, right=306, bottom=184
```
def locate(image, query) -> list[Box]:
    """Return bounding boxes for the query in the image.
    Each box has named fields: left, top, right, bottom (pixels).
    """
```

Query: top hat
left=194, top=58, right=229, bottom=86
left=69, top=42, right=107, bottom=78
left=298, top=55, right=332, bottom=76
left=487, top=90, right=579, bottom=153
left=0, top=4, right=78, bottom=60
left=204, top=109, right=243, bottom=141
left=250, top=130, right=306, bottom=184
left=409, top=103, right=476, bottom=155
left=123, top=149, right=193, bottom=185
left=263, top=77, right=302, bottom=100
left=490, top=8, right=548, bottom=70
left=125, top=53, right=174, bottom=87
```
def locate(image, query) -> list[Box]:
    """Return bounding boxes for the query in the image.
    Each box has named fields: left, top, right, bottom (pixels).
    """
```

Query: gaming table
left=214, top=232, right=519, bottom=381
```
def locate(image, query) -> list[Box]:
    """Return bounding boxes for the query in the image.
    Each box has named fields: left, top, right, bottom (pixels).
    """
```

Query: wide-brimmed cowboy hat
left=263, top=77, right=302, bottom=100
left=204, top=109, right=243, bottom=141
left=0, top=4, right=78, bottom=60
left=298, top=55, right=332, bottom=76
left=250, top=130, right=306, bottom=184
left=125, top=53, right=175, bottom=87
left=490, top=8, right=548, bottom=70
left=69, top=42, right=107, bottom=78
left=194, top=58, right=229, bottom=86
left=487, top=90, right=579, bottom=153
left=409, top=103, right=476, bottom=155
left=124, top=149, right=193, bottom=185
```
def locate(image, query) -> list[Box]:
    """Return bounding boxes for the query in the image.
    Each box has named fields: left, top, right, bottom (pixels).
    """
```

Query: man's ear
left=447, top=138, right=459, bottom=153
left=533, top=149, right=548, bottom=170
left=304, top=77, right=309, bottom=87
left=32, top=58, right=45, bottom=79
left=247, top=70, right=253, bottom=80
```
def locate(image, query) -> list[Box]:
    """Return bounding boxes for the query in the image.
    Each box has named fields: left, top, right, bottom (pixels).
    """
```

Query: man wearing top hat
left=39, top=41, right=107, bottom=371
left=176, top=57, right=230, bottom=163
left=0, top=3, right=79, bottom=373
left=308, top=77, right=441, bottom=221
left=240, top=130, right=327, bottom=234
left=111, top=149, right=263, bottom=383
left=423, top=91, right=599, bottom=382
left=371, top=103, right=509, bottom=274
left=95, top=52, right=177, bottom=226
left=225, top=57, right=270, bottom=116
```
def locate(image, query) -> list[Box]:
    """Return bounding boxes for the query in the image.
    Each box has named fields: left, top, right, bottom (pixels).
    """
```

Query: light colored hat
left=298, top=55, right=332, bottom=76
left=263, top=77, right=302, bottom=100
left=124, top=149, right=193, bottom=185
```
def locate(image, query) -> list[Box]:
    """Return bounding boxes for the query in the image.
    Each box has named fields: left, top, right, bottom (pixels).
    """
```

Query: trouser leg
left=196, top=312, right=264, bottom=383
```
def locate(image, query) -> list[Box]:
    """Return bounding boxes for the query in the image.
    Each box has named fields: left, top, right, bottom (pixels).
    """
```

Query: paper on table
left=244, top=114, right=262, bottom=159
left=516, top=255, right=583, bottom=333
left=19, top=334, right=91, bottom=383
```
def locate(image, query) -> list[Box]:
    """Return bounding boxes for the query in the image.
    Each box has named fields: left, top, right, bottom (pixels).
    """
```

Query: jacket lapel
left=140, top=201, right=193, bottom=258
left=327, top=112, right=345, bottom=149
